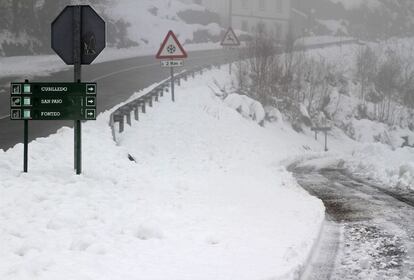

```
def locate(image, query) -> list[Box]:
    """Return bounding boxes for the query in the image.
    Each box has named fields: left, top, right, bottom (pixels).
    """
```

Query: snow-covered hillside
left=301, top=41, right=414, bottom=190
left=0, top=66, right=325, bottom=280
left=295, top=0, right=414, bottom=39
left=231, top=35, right=414, bottom=190
left=0, top=0, right=222, bottom=56
left=105, top=0, right=222, bottom=49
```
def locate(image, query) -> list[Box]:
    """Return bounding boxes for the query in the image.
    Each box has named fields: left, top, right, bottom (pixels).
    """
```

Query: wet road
left=291, top=167, right=414, bottom=280
left=0, top=49, right=228, bottom=150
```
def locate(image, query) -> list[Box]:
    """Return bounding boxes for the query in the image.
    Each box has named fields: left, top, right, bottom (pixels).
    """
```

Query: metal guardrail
left=108, top=39, right=361, bottom=142
left=109, top=64, right=218, bottom=142
left=294, top=39, right=362, bottom=51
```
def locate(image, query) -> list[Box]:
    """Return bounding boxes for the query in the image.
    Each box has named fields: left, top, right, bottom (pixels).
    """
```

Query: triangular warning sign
left=156, top=30, right=188, bottom=59
left=221, top=27, right=240, bottom=47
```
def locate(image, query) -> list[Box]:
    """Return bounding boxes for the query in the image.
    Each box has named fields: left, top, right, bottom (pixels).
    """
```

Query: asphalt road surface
left=0, top=49, right=228, bottom=150
left=291, top=166, right=414, bottom=280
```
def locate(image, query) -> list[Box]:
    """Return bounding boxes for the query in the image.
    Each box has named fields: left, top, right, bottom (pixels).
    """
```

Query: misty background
left=1, top=0, right=414, bottom=56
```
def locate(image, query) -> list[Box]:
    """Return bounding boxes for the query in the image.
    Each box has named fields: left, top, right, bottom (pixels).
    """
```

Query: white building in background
left=180, top=0, right=292, bottom=41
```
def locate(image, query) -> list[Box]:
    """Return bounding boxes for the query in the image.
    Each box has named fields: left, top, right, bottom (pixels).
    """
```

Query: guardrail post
left=110, top=114, right=116, bottom=142
left=134, top=104, right=139, bottom=121
left=154, top=91, right=159, bottom=102
left=139, top=100, right=147, bottom=114
left=119, top=117, right=124, bottom=133
left=126, top=110, right=132, bottom=126
left=148, top=95, right=153, bottom=107
left=114, top=114, right=124, bottom=133
left=184, top=74, right=187, bottom=81
left=162, top=88, right=166, bottom=97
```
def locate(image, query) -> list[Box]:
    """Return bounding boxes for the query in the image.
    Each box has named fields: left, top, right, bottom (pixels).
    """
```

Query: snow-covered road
left=0, top=49, right=228, bottom=150
left=291, top=167, right=414, bottom=280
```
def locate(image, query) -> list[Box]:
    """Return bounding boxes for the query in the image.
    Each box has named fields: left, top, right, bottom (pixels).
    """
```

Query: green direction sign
left=10, top=82, right=97, bottom=121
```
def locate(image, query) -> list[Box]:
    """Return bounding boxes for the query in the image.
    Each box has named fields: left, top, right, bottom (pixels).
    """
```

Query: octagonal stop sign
left=52, top=5, right=106, bottom=65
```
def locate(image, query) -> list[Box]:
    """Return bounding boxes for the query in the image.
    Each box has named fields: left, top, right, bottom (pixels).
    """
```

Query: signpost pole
left=170, top=66, right=175, bottom=102
left=228, top=0, right=233, bottom=76
left=325, top=131, right=328, bottom=152
left=24, top=119, right=28, bottom=172
left=73, top=5, right=82, bottom=175
left=156, top=30, right=186, bottom=102
left=23, top=79, right=29, bottom=173
left=221, top=27, right=240, bottom=74
left=229, top=49, right=232, bottom=75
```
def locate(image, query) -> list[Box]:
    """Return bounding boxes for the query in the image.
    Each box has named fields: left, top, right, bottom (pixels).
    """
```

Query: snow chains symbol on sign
left=167, top=45, right=176, bottom=54
left=156, top=30, right=188, bottom=59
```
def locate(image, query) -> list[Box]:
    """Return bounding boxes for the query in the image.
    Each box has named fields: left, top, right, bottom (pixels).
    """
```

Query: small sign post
left=10, top=5, right=106, bottom=175
left=156, top=30, right=188, bottom=102
left=221, top=27, right=240, bottom=75
left=51, top=5, right=105, bottom=174
left=311, top=127, right=332, bottom=152
left=10, top=82, right=98, bottom=172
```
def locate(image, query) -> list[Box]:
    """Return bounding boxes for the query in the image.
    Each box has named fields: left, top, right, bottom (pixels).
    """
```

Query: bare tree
left=375, top=50, right=402, bottom=123
left=245, top=28, right=276, bottom=105
left=355, top=46, right=378, bottom=102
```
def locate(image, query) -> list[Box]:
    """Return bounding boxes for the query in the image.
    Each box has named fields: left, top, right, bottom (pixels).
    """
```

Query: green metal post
left=73, top=5, right=82, bottom=175
left=24, top=120, right=28, bottom=172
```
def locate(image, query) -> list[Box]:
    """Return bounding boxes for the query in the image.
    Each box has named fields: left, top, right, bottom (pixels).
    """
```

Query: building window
left=259, top=0, right=266, bottom=11
left=241, top=0, right=248, bottom=9
left=241, top=20, right=248, bottom=32
left=276, top=0, right=283, bottom=13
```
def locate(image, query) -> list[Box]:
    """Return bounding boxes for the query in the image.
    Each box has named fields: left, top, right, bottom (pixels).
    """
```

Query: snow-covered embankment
left=0, top=67, right=324, bottom=280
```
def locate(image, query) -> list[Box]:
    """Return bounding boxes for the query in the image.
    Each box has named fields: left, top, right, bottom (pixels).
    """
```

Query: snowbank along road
left=290, top=164, right=414, bottom=280
left=0, top=49, right=228, bottom=150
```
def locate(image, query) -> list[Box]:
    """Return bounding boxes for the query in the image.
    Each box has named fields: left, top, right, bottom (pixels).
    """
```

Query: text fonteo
left=41, top=112, right=61, bottom=117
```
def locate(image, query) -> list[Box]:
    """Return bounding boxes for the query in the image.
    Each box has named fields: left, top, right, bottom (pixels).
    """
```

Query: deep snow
left=291, top=40, right=414, bottom=190
left=0, top=67, right=325, bottom=280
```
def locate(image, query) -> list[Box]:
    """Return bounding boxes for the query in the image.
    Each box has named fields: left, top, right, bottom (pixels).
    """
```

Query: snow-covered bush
left=224, top=94, right=265, bottom=125
left=265, top=106, right=283, bottom=123
left=398, top=164, right=414, bottom=189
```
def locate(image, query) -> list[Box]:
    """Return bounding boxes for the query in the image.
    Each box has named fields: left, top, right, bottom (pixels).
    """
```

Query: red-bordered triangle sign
left=156, top=30, right=188, bottom=59
left=221, top=27, right=240, bottom=47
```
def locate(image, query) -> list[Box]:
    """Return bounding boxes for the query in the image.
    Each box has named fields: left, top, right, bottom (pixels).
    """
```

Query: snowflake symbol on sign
left=167, top=44, right=176, bottom=54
